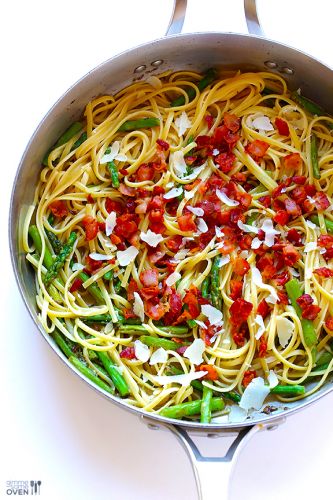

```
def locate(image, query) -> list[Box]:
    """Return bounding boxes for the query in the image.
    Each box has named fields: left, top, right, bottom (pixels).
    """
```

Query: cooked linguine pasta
left=22, top=69, right=333, bottom=422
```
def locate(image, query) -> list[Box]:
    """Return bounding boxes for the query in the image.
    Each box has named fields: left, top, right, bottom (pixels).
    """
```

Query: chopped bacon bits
left=198, top=364, right=218, bottom=380
left=282, top=244, right=300, bottom=266
left=258, top=336, right=268, bottom=358
left=313, top=267, right=333, bottom=278
left=156, top=139, right=170, bottom=151
left=140, top=268, right=159, bottom=287
left=177, top=213, right=197, bottom=232
left=245, top=140, right=270, bottom=159
left=325, top=317, right=333, bottom=330
left=233, top=257, right=250, bottom=276
left=215, top=151, right=236, bottom=173
left=296, top=294, right=314, bottom=309
left=284, top=198, right=302, bottom=218
left=86, top=194, right=94, bottom=204
left=49, top=200, right=68, bottom=218
left=286, top=228, right=303, bottom=246
left=242, top=370, right=257, bottom=388
left=230, top=280, right=243, bottom=300
left=302, top=305, right=321, bottom=320
left=275, top=117, right=289, bottom=136
left=284, top=152, right=302, bottom=170
left=70, top=277, right=83, bottom=293
left=313, top=192, right=330, bottom=212
left=120, top=347, right=136, bottom=359
left=273, top=210, right=289, bottom=226
left=257, top=299, right=271, bottom=319
left=136, top=164, right=154, bottom=181
left=82, top=215, right=99, bottom=241
left=224, top=112, right=241, bottom=133
left=230, top=298, right=253, bottom=327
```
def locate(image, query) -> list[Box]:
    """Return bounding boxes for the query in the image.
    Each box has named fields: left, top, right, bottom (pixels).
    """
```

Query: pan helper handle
left=166, top=0, right=264, bottom=37
left=166, top=424, right=261, bottom=500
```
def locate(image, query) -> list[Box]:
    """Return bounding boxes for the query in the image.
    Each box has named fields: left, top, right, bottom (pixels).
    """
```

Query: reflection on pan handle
left=166, top=424, right=260, bottom=500
left=165, top=0, right=264, bottom=38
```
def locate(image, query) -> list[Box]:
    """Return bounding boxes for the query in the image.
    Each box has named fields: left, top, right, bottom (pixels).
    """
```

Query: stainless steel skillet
left=9, top=1, right=333, bottom=498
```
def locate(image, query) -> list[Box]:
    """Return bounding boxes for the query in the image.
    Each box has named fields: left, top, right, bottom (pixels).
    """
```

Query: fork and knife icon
left=30, top=481, right=42, bottom=495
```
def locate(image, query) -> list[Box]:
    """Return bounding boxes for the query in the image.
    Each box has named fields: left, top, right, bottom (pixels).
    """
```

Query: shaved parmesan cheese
left=187, top=206, right=204, bottom=217
left=276, top=316, right=294, bottom=348
left=261, top=218, right=280, bottom=247
left=146, top=75, right=162, bottom=89
left=251, top=237, right=262, bottom=249
left=216, top=189, right=239, bottom=207
left=72, top=262, right=85, bottom=271
left=237, top=220, right=260, bottom=234
left=254, top=315, right=266, bottom=339
left=239, top=377, right=270, bottom=411
left=183, top=163, right=206, bottom=181
left=105, top=211, right=117, bottom=236
left=201, top=304, right=223, bottom=325
left=218, top=255, right=231, bottom=267
left=163, top=186, right=183, bottom=199
left=140, top=229, right=164, bottom=248
left=105, top=322, right=113, bottom=334
left=172, top=248, right=189, bottom=262
left=133, top=292, right=144, bottom=322
left=171, top=150, right=188, bottom=177
left=149, top=347, right=168, bottom=365
left=239, top=250, right=249, bottom=259
left=304, top=241, right=317, bottom=252
left=267, top=370, right=279, bottom=388
left=117, top=246, right=139, bottom=266
left=251, top=114, right=274, bottom=132
left=319, top=248, right=327, bottom=255
left=89, top=252, right=112, bottom=261
left=184, top=338, right=206, bottom=365
left=134, top=340, right=150, bottom=362
left=154, top=371, right=208, bottom=387
left=184, top=190, right=195, bottom=200
left=211, top=414, right=229, bottom=424
left=290, top=268, right=300, bottom=277
left=166, top=271, right=181, bottom=287
left=215, top=226, right=224, bottom=238
left=252, top=267, right=279, bottom=303
left=212, top=148, right=220, bottom=156
left=228, top=406, right=248, bottom=423
left=194, top=320, right=207, bottom=329
left=100, top=141, right=127, bottom=164
left=175, top=111, right=192, bottom=137
left=166, top=182, right=175, bottom=189
left=197, top=218, right=208, bottom=233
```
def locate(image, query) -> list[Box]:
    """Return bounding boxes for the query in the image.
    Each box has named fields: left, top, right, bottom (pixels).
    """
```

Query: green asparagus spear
left=28, top=225, right=54, bottom=269
left=311, top=134, right=320, bottom=179
left=96, top=351, right=129, bottom=397
left=43, top=232, right=77, bottom=286
left=108, top=160, right=120, bottom=188
left=285, top=279, right=317, bottom=348
left=71, top=131, right=87, bottom=150
left=224, top=391, right=242, bottom=403
left=312, top=351, right=333, bottom=372
left=270, top=384, right=305, bottom=395
left=52, top=330, right=76, bottom=358
left=201, top=276, right=210, bottom=299
left=291, top=91, right=333, bottom=130
left=45, top=230, right=62, bottom=255
left=200, top=386, right=213, bottom=423
left=103, top=270, right=113, bottom=281
left=69, top=356, right=114, bottom=394
left=43, top=121, right=83, bottom=165
left=117, top=324, right=189, bottom=334
left=211, top=256, right=222, bottom=309
left=159, top=397, right=224, bottom=419
left=310, top=215, right=333, bottom=234
left=170, top=68, right=217, bottom=107
left=246, top=213, right=258, bottom=226
left=78, top=271, right=105, bottom=304
left=140, top=336, right=186, bottom=350
left=168, top=365, right=204, bottom=391
left=118, top=118, right=160, bottom=132
left=187, top=319, right=197, bottom=328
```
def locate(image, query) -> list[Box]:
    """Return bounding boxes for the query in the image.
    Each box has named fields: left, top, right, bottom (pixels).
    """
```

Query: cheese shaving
left=252, top=267, right=279, bottom=303
left=184, top=338, right=206, bottom=365
left=154, top=371, right=208, bottom=387
left=239, top=377, right=270, bottom=411
left=117, top=246, right=139, bottom=266
left=133, top=292, right=144, bottom=322
left=89, top=252, right=112, bottom=261
left=276, top=316, right=294, bottom=347
left=216, top=189, right=239, bottom=207
left=105, top=211, right=117, bottom=236
left=304, top=241, right=317, bottom=252
left=134, top=340, right=150, bottom=363
left=201, top=304, right=223, bottom=325
left=140, top=230, right=164, bottom=248
left=171, top=150, right=187, bottom=177
left=163, top=187, right=183, bottom=200
left=261, top=218, right=280, bottom=247
left=175, top=111, right=192, bottom=136
left=254, top=315, right=266, bottom=339
left=166, top=271, right=181, bottom=287
left=237, top=220, right=260, bottom=234
left=100, top=141, right=127, bottom=164
left=149, top=347, right=168, bottom=366
left=197, top=218, right=208, bottom=233
left=187, top=206, right=204, bottom=217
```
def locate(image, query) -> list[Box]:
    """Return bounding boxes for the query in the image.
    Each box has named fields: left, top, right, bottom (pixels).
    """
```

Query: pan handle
left=166, top=0, right=264, bottom=37
left=165, top=424, right=261, bottom=500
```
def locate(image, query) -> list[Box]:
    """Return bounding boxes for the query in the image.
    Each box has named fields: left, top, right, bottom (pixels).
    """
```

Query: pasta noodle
left=23, top=69, right=333, bottom=422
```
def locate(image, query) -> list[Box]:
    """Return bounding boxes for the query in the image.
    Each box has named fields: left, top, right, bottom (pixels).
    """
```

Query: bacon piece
left=292, top=175, right=307, bottom=185
left=70, top=277, right=83, bottom=293
left=325, top=317, right=333, bottom=330
left=183, top=286, right=200, bottom=319
left=284, top=198, right=302, bottom=218
left=258, top=336, right=268, bottom=358
left=313, top=192, right=330, bottom=212
left=224, top=112, right=241, bottom=133
left=277, top=291, right=289, bottom=305
left=120, top=347, right=136, bottom=359
left=313, top=267, right=333, bottom=278
left=85, top=255, right=104, bottom=273
left=215, top=151, right=235, bottom=173
left=163, top=292, right=183, bottom=325
left=296, top=294, right=314, bottom=309
left=49, top=200, right=68, bottom=218
left=145, top=300, right=168, bottom=320
left=245, top=140, right=269, bottom=159
left=257, top=299, right=270, bottom=319
left=282, top=244, right=300, bottom=266
left=82, top=215, right=99, bottom=241
left=230, top=280, right=243, bottom=300
left=136, top=164, right=154, bottom=181
left=198, top=364, right=219, bottom=380
left=230, top=298, right=253, bottom=327
left=177, top=213, right=197, bottom=232
left=140, top=286, right=160, bottom=300
left=165, top=235, right=183, bottom=252
left=114, top=213, right=138, bottom=238
left=140, top=268, right=159, bottom=287
left=127, top=278, right=139, bottom=301
left=302, top=304, right=321, bottom=320
left=274, top=270, right=290, bottom=286
left=105, top=198, right=123, bottom=214
left=284, top=152, right=302, bottom=170
left=156, top=139, right=170, bottom=151
left=259, top=195, right=271, bottom=208
left=275, top=117, right=289, bottom=136
left=205, top=114, right=214, bottom=130
left=233, top=257, right=250, bottom=276
left=119, top=183, right=136, bottom=197
left=86, top=194, right=94, bottom=204
left=242, top=370, right=257, bottom=388
left=286, top=228, right=303, bottom=246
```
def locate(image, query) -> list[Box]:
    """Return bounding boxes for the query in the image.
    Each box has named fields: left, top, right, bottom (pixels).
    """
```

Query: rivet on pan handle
left=165, top=0, right=187, bottom=36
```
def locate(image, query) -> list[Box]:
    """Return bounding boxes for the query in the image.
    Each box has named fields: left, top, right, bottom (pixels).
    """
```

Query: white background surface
left=2, top=1, right=333, bottom=499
